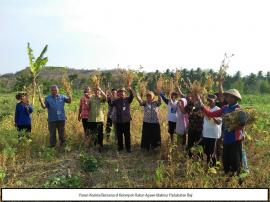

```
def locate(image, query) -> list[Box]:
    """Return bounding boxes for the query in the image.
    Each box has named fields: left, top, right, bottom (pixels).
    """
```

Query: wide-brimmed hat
left=223, top=89, right=242, bottom=100
left=146, top=91, right=155, bottom=99
left=117, top=87, right=127, bottom=92
left=207, top=94, right=217, bottom=101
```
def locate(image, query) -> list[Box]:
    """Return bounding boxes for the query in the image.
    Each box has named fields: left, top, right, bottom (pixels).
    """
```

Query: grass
left=0, top=94, right=270, bottom=189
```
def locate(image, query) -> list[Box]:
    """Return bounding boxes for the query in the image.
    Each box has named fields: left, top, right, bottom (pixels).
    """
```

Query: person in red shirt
left=197, top=89, right=245, bottom=175
left=78, top=87, right=91, bottom=136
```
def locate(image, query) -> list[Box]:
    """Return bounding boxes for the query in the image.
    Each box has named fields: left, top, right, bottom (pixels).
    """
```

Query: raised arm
left=160, top=92, right=169, bottom=105
left=127, top=87, right=134, bottom=104
left=65, top=92, right=72, bottom=104
left=98, top=87, right=107, bottom=101
left=218, top=77, right=224, bottom=97
left=130, top=88, right=143, bottom=106
left=39, top=95, right=47, bottom=109
left=176, top=85, right=185, bottom=98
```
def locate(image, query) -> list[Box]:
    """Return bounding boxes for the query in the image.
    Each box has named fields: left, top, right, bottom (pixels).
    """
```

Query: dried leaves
left=223, top=107, right=257, bottom=132
left=122, top=69, right=135, bottom=87
left=89, top=74, right=101, bottom=89
left=61, top=75, right=72, bottom=95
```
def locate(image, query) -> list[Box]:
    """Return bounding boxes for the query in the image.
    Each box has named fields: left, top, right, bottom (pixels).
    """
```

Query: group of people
left=14, top=79, right=249, bottom=176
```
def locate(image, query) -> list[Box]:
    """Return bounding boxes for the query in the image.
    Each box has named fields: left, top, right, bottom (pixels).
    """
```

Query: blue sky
left=1, top=0, right=270, bottom=75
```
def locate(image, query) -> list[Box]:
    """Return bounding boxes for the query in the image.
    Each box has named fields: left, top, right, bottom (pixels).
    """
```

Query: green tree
left=260, top=80, right=270, bottom=94
left=27, top=43, right=48, bottom=104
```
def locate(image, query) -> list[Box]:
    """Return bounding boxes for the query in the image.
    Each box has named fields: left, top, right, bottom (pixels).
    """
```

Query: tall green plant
left=27, top=42, right=48, bottom=104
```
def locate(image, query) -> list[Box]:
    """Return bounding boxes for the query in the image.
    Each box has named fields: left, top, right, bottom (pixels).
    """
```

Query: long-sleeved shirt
left=140, top=100, right=161, bottom=123
left=160, top=92, right=177, bottom=123
left=110, top=90, right=134, bottom=123
left=170, top=98, right=189, bottom=135
left=202, top=103, right=243, bottom=144
left=45, top=94, right=69, bottom=122
left=88, top=95, right=106, bottom=122
left=15, top=102, right=33, bottom=126
left=185, top=101, right=204, bottom=134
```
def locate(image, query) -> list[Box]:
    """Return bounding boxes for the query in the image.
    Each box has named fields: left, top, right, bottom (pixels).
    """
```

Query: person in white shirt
left=169, top=98, right=189, bottom=146
left=160, top=92, right=178, bottom=143
left=201, top=94, right=222, bottom=167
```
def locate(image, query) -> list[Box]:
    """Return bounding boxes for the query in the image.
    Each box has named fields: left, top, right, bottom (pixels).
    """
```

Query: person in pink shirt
left=78, top=87, right=91, bottom=136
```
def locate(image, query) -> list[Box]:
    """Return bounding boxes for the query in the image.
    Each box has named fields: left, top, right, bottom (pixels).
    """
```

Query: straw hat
left=223, top=89, right=242, bottom=100
left=146, top=91, right=155, bottom=100
left=117, top=87, right=127, bottom=92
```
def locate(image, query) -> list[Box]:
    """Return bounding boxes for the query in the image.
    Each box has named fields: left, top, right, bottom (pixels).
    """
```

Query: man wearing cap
left=109, top=86, right=134, bottom=153
left=197, top=89, right=245, bottom=175
left=201, top=94, right=222, bottom=167
left=39, top=85, right=72, bottom=147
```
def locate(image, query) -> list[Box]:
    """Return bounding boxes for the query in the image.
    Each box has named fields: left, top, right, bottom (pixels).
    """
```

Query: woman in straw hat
left=197, top=89, right=246, bottom=175
left=132, top=89, right=162, bottom=151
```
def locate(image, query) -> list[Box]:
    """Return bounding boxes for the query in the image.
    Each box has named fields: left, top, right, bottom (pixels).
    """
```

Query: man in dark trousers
left=109, top=86, right=134, bottom=153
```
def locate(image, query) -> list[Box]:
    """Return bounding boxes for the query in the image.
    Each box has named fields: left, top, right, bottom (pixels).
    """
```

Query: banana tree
left=27, top=42, right=48, bottom=105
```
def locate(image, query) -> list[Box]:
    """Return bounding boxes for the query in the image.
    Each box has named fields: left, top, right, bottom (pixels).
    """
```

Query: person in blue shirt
left=14, top=92, right=33, bottom=138
left=198, top=89, right=245, bottom=175
left=39, top=85, right=72, bottom=147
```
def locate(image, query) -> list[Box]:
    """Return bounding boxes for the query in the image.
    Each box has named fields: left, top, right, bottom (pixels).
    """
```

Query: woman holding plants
left=15, top=92, right=33, bottom=139
left=88, top=86, right=107, bottom=152
left=169, top=97, right=189, bottom=146
left=78, top=87, right=91, bottom=136
left=132, top=89, right=162, bottom=151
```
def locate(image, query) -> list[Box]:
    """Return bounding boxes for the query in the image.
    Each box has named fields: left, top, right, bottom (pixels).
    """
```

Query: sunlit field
left=0, top=93, right=269, bottom=190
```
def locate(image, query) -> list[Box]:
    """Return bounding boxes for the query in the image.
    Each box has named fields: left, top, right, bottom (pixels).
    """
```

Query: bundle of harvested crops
left=61, top=75, right=72, bottom=95
left=138, top=80, right=148, bottom=98
left=174, top=69, right=181, bottom=84
left=156, top=76, right=164, bottom=93
left=122, top=69, right=135, bottom=87
left=163, top=78, right=174, bottom=96
left=89, top=74, right=101, bottom=89
left=223, top=107, right=257, bottom=132
left=204, top=75, right=214, bottom=92
left=191, top=80, right=206, bottom=96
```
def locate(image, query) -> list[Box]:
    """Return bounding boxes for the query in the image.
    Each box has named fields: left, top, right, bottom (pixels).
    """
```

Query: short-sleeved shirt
left=141, top=100, right=161, bottom=123
left=202, top=106, right=222, bottom=139
left=45, top=94, right=69, bottom=122
left=88, top=96, right=106, bottom=122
